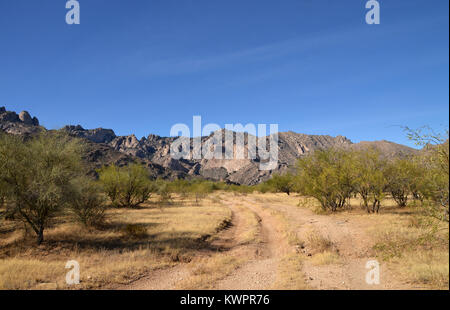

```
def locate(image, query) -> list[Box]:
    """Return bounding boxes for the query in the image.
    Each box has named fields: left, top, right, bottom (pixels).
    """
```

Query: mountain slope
left=1, top=106, right=417, bottom=184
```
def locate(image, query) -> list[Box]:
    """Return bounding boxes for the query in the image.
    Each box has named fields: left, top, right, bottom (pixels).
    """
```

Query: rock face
left=0, top=107, right=41, bottom=135
left=62, top=125, right=116, bottom=144
left=18, top=111, right=33, bottom=125
left=1, top=106, right=417, bottom=184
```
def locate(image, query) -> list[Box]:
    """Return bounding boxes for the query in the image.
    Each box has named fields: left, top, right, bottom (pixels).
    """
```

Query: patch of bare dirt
left=246, top=197, right=412, bottom=290
left=213, top=198, right=290, bottom=290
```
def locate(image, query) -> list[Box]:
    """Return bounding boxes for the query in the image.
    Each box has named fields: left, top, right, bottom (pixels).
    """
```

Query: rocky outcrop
left=62, top=125, right=116, bottom=144
left=0, top=107, right=41, bottom=135
left=1, top=106, right=418, bottom=184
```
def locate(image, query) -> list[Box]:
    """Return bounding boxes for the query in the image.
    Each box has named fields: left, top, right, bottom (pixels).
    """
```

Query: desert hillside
left=1, top=107, right=416, bottom=184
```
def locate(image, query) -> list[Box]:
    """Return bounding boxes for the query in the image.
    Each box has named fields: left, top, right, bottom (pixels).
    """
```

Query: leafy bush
left=255, top=181, right=275, bottom=194
left=267, top=172, right=296, bottom=195
left=155, top=179, right=173, bottom=205
left=353, top=148, right=387, bottom=213
left=406, top=127, right=449, bottom=221
left=98, top=164, right=155, bottom=208
left=68, top=179, right=106, bottom=227
left=0, top=132, right=85, bottom=244
left=385, top=157, right=418, bottom=208
left=189, top=180, right=214, bottom=204
left=296, top=149, right=355, bottom=212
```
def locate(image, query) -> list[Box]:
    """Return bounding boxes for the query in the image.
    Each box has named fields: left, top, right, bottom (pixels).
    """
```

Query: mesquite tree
left=0, top=132, right=85, bottom=245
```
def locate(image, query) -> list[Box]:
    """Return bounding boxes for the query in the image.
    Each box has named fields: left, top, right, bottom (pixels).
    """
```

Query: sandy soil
left=116, top=194, right=414, bottom=290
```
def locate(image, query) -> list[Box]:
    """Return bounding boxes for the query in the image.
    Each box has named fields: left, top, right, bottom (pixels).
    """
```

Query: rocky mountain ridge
left=1, top=106, right=417, bottom=184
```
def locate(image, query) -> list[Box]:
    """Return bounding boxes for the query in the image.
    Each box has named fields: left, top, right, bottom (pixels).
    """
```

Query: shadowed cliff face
left=1, top=107, right=416, bottom=184
left=0, top=107, right=41, bottom=136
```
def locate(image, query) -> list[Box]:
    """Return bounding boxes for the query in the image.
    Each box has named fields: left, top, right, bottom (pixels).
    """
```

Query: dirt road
left=117, top=194, right=411, bottom=290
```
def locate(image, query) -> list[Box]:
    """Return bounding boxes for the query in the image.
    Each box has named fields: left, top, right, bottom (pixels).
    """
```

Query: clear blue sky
left=0, top=1, right=448, bottom=147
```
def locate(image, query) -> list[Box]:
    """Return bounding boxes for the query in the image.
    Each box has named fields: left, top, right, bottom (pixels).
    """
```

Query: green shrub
left=98, top=164, right=155, bottom=208
left=68, top=179, right=106, bottom=227
left=385, top=158, right=417, bottom=208
left=353, top=148, right=387, bottom=213
left=0, top=132, right=85, bottom=244
left=156, top=179, right=173, bottom=205
left=266, top=172, right=295, bottom=195
left=296, top=149, right=356, bottom=212
left=406, top=127, right=449, bottom=221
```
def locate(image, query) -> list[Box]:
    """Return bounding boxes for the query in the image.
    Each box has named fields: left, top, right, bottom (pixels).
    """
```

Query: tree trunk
left=37, top=226, right=44, bottom=245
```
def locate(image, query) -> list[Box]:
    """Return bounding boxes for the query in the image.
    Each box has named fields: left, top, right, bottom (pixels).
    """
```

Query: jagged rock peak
left=62, top=125, right=117, bottom=144
left=0, top=107, right=39, bottom=126
left=19, top=111, right=33, bottom=125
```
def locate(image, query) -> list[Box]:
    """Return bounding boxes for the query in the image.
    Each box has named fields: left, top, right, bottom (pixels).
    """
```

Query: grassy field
left=0, top=195, right=232, bottom=289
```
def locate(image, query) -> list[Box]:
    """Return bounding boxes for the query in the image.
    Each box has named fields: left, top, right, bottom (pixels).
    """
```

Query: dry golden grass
left=368, top=211, right=449, bottom=289
left=235, top=206, right=261, bottom=245
left=252, top=192, right=449, bottom=289
left=176, top=199, right=262, bottom=289
left=0, top=195, right=231, bottom=290
left=177, top=254, right=244, bottom=289
left=272, top=253, right=307, bottom=289
left=257, top=204, right=307, bottom=289
left=309, top=251, right=341, bottom=266
left=304, top=229, right=335, bottom=254
left=1, top=191, right=448, bottom=290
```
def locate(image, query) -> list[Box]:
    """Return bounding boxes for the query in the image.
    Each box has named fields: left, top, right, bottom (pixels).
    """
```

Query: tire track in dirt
left=212, top=198, right=291, bottom=290
left=115, top=198, right=260, bottom=290
left=116, top=264, right=190, bottom=290
left=246, top=197, right=412, bottom=290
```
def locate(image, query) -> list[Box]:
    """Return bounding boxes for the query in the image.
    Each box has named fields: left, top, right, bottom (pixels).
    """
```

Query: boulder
left=19, top=111, right=33, bottom=125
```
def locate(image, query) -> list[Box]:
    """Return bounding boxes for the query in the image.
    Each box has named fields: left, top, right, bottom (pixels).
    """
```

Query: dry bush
left=305, top=229, right=334, bottom=254
left=310, top=251, right=341, bottom=266
left=370, top=214, right=449, bottom=289
left=121, top=224, right=148, bottom=239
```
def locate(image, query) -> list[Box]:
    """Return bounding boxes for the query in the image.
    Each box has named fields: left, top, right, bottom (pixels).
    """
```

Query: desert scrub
left=122, top=224, right=148, bottom=239
left=177, top=255, right=243, bottom=289
left=310, top=251, right=341, bottom=266
left=305, top=229, right=335, bottom=254
left=371, top=215, right=449, bottom=289
left=272, top=253, right=307, bottom=289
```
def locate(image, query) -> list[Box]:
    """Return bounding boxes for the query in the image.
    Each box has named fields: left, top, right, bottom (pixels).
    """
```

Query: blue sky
left=0, top=0, right=448, bottom=147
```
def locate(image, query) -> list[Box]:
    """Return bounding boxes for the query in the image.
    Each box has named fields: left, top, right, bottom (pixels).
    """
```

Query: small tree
left=68, top=178, right=106, bottom=227
left=0, top=132, right=85, bottom=245
left=385, top=158, right=416, bottom=208
left=354, top=148, right=387, bottom=213
left=405, top=127, right=449, bottom=221
left=156, top=180, right=173, bottom=205
left=98, top=164, right=154, bottom=208
left=169, top=179, right=190, bottom=201
left=190, top=181, right=213, bottom=204
left=296, top=149, right=356, bottom=212
left=268, top=173, right=295, bottom=195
